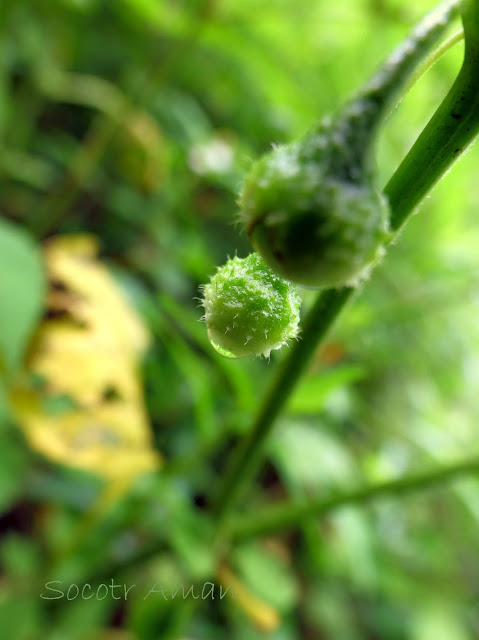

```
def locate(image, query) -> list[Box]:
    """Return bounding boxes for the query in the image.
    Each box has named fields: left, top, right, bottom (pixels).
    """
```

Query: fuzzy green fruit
left=240, top=137, right=390, bottom=288
left=239, top=0, right=458, bottom=288
left=201, top=252, right=300, bottom=359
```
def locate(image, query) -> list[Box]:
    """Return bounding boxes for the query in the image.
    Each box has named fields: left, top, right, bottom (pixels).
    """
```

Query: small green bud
left=201, top=252, right=300, bottom=359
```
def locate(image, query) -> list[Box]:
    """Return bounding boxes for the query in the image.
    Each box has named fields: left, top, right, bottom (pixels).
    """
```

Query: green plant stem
left=405, top=28, right=464, bottom=94
left=74, top=454, right=479, bottom=583
left=387, top=62, right=479, bottom=230
left=387, top=2, right=479, bottom=230
left=214, top=0, right=479, bottom=532
left=229, top=456, right=479, bottom=541
left=213, top=287, right=355, bottom=524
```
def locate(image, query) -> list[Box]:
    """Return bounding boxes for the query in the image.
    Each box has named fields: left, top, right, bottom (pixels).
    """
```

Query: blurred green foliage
left=1, top=0, right=479, bottom=638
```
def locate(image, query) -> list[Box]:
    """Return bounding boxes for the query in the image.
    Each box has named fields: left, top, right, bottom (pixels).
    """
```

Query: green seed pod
left=240, top=1, right=459, bottom=288
left=201, top=252, right=301, bottom=359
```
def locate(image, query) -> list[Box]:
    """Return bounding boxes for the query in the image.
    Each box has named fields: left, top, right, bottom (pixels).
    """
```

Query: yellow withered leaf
left=44, top=234, right=149, bottom=359
left=12, top=234, right=160, bottom=484
left=30, top=320, right=143, bottom=407
left=11, top=389, right=159, bottom=481
left=217, top=564, right=281, bottom=633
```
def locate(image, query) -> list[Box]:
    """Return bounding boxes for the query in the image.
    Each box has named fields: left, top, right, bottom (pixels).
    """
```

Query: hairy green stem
left=214, top=0, right=479, bottom=532
left=332, top=0, right=462, bottom=168
left=230, top=456, right=479, bottom=541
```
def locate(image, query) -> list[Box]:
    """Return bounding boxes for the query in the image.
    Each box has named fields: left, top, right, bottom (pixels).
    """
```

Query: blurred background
left=1, top=0, right=479, bottom=638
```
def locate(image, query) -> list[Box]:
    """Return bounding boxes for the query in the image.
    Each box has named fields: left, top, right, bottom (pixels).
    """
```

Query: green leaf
left=0, top=219, right=45, bottom=373
left=0, top=432, right=30, bottom=515
left=167, top=510, right=216, bottom=580
left=0, top=595, right=42, bottom=640
left=323, top=508, right=377, bottom=590
left=412, top=603, right=469, bottom=640
left=286, top=365, right=364, bottom=414
left=270, top=420, right=357, bottom=491
left=233, top=542, right=299, bottom=612
left=0, top=535, right=42, bottom=582
left=0, top=377, right=7, bottom=421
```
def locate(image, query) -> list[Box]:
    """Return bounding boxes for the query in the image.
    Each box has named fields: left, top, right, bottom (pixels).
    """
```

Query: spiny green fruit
left=201, top=252, right=300, bottom=359
left=240, top=0, right=459, bottom=288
